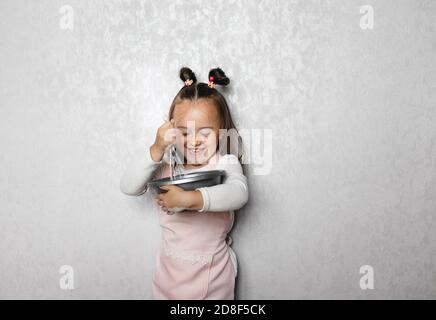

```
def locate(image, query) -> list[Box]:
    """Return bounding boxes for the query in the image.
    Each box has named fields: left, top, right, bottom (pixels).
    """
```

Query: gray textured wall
left=1, top=0, right=435, bottom=299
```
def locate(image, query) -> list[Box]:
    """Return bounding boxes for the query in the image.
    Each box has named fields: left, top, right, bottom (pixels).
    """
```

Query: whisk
left=169, top=144, right=184, bottom=180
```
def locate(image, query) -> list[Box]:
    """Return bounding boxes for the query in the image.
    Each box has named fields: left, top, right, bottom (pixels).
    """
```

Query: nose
left=187, top=134, right=203, bottom=147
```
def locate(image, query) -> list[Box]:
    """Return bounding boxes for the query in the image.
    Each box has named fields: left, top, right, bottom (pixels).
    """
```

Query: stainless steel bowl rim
left=148, top=170, right=226, bottom=187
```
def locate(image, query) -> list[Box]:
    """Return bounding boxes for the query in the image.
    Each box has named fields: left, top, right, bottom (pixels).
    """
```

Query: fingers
left=161, top=120, right=175, bottom=133
left=154, top=198, right=168, bottom=211
left=160, top=185, right=183, bottom=192
left=163, top=207, right=176, bottom=215
left=157, top=121, right=177, bottom=147
left=155, top=195, right=172, bottom=209
left=156, top=202, right=175, bottom=215
left=161, top=206, right=172, bottom=214
left=155, top=198, right=164, bottom=206
left=163, top=129, right=177, bottom=144
left=159, top=185, right=177, bottom=191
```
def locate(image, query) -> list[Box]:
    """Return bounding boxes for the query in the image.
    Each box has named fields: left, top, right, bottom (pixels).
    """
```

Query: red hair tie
left=208, top=76, right=215, bottom=88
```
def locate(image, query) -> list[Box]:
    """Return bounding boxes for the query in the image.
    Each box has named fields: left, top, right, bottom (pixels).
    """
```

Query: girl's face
left=172, top=99, right=221, bottom=165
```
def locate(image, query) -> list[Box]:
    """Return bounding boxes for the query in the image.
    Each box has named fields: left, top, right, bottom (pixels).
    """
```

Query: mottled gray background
left=0, top=0, right=435, bottom=299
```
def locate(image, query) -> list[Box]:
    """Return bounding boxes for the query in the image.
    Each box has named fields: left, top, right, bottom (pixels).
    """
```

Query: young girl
left=120, top=67, right=249, bottom=300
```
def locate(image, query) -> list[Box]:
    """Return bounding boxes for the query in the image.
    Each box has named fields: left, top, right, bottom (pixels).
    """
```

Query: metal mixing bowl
left=148, top=170, right=226, bottom=194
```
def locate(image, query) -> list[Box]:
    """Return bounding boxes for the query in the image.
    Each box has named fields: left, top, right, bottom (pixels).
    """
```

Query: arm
left=120, top=146, right=162, bottom=196
left=195, top=154, right=249, bottom=212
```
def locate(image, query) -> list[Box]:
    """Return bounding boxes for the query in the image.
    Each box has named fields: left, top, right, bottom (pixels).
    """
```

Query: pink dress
left=151, top=153, right=237, bottom=300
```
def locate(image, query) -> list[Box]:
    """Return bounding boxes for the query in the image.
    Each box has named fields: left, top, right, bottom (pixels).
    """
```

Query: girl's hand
left=150, top=119, right=176, bottom=162
left=155, top=186, right=204, bottom=214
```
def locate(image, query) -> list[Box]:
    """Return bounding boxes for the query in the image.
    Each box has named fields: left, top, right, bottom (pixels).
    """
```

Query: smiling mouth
left=187, top=147, right=206, bottom=155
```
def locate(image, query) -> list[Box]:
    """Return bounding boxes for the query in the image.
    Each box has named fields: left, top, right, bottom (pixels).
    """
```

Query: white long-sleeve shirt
left=120, top=148, right=249, bottom=213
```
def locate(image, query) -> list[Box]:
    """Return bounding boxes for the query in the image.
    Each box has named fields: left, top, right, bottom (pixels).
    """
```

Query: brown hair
left=167, top=67, right=244, bottom=166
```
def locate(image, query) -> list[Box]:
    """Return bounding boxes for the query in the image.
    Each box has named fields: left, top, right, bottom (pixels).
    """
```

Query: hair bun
left=179, top=67, right=197, bottom=84
left=208, top=67, right=230, bottom=86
